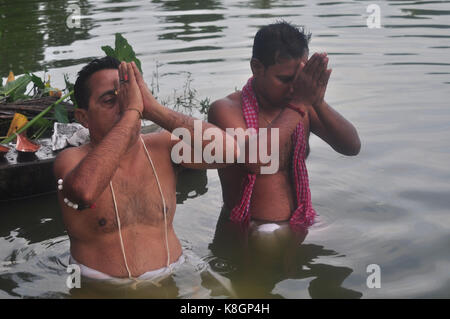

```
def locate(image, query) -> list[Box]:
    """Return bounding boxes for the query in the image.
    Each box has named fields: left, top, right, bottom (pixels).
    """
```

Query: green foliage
left=167, top=73, right=211, bottom=116
left=27, top=72, right=61, bottom=99
left=101, top=33, right=143, bottom=74
left=0, top=74, right=32, bottom=102
left=1, top=91, right=73, bottom=144
left=54, top=103, right=69, bottom=123
left=199, top=97, right=211, bottom=115
left=29, top=117, right=52, bottom=140
left=29, top=73, right=45, bottom=90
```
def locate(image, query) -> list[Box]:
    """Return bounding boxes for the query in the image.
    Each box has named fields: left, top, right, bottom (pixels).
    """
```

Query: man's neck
left=119, top=134, right=142, bottom=169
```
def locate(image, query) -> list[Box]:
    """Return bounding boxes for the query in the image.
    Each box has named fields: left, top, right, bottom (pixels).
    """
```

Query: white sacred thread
left=108, top=135, right=170, bottom=289
left=140, top=135, right=171, bottom=269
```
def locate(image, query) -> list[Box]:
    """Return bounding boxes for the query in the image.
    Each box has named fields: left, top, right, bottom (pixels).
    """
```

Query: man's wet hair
left=74, top=56, right=121, bottom=110
left=252, top=21, right=311, bottom=68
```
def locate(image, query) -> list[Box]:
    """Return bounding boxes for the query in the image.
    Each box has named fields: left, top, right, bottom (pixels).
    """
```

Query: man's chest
left=92, top=167, right=177, bottom=233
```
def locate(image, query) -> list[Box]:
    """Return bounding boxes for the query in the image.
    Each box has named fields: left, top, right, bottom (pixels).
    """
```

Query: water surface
left=1, top=0, right=449, bottom=298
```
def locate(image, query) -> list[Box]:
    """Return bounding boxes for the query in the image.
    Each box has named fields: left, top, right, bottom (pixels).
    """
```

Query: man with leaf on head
left=54, top=55, right=239, bottom=284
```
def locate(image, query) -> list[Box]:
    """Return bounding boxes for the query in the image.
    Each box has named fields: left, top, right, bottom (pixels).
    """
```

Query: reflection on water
left=207, top=207, right=362, bottom=298
left=154, top=0, right=225, bottom=41
left=1, top=0, right=450, bottom=298
left=0, top=0, right=93, bottom=75
left=176, top=169, right=208, bottom=204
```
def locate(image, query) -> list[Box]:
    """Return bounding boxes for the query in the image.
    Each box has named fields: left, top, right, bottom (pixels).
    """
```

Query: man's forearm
left=63, top=111, right=141, bottom=205
left=145, top=102, right=239, bottom=162
left=313, top=100, right=361, bottom=155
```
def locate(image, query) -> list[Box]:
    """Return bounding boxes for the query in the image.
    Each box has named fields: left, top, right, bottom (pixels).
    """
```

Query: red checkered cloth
left=229, top=77, right=316, bottom=230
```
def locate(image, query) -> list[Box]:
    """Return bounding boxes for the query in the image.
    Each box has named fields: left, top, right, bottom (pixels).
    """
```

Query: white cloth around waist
left=69, top=254, right=185, bottom=284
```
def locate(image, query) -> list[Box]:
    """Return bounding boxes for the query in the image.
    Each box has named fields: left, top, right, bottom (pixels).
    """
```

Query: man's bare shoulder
left=208, top=91, right=246, bottom=129
left=141, top=130, right=175, bottom=155
left=209, top=91, right=242, bottom=113
left=142, top=130, right=170, bottom=145
left=141, top=130, right=182, bottom=171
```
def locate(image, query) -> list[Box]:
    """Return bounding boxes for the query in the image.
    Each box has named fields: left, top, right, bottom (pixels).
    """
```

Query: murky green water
left=1, top=0, right=450, bottom=298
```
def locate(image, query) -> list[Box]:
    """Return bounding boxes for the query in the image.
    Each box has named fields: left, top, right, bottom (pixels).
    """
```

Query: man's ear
left=75, top=108, right=89, bottom=128
left=250, top=58, right=265, bottom=78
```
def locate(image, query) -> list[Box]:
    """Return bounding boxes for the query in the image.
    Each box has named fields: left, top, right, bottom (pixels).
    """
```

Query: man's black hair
left=252, top=21, right=311, bottom=68
left=74, top=56, right=121, bottom=110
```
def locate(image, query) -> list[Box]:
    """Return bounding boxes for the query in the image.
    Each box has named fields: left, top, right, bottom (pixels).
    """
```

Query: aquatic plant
left=150, top=64, right=210, bottom=117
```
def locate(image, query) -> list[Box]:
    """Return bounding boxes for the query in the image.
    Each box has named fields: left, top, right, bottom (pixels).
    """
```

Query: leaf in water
left=54, top=104, right=69, bottom=123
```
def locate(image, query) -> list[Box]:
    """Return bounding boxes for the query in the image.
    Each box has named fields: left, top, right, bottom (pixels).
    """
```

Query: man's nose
left=118, top=99, right=126, bottom=115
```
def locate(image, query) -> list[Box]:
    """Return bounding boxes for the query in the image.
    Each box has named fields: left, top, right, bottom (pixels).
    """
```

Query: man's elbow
left=64, top=179, right=96, bottom=207
left=345, top=138, right=361, bottom=156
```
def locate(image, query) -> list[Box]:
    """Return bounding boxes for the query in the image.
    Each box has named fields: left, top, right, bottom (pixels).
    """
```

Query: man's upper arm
left=159, top=98, right=243, bottom=170
left=53, top=147, right=84, bottom=181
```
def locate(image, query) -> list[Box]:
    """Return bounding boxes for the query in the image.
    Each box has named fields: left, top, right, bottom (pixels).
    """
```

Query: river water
left=0, top=0, right=449, bottom=298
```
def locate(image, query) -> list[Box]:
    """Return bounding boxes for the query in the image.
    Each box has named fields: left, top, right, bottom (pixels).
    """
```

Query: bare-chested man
left=207, top=22, right=361, bottom=271
left=54, top=57, right=238, bottom=282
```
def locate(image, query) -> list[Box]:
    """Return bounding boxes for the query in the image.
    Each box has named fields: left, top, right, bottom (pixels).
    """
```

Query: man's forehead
left=270, top=58, right=302, bottom=74
left=88, top=69, right=119, bottom=95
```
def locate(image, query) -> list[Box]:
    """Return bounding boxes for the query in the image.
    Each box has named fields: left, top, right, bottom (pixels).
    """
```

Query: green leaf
left=11, top=94, right=30, bottom=101
left=29, top=73, right=45, bottom=90
left=115, top=33, right=143, bottom=73
left=30, top=117, right=52, bottom=139
left=31, top=117, right=51, bottom=130
left=101, top=34, right=143, bottom=73
left=101, top=45, right=115, bottom=58
left=54, top=103, right=69, bottom=123
left=0, top=74, right=32, bottom=99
